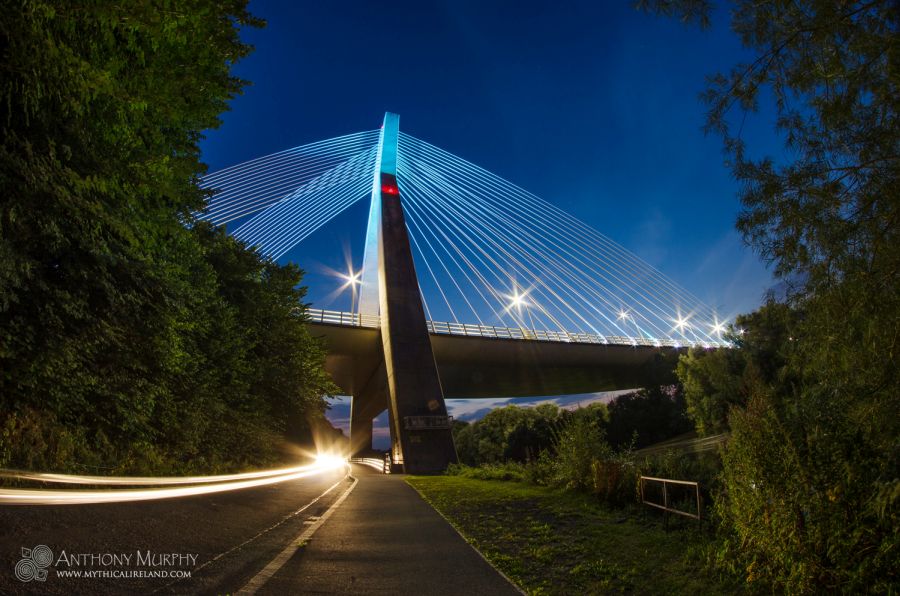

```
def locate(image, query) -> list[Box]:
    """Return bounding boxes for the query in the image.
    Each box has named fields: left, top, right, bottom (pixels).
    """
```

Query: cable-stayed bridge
left=199, top=113, right=729, bottom=473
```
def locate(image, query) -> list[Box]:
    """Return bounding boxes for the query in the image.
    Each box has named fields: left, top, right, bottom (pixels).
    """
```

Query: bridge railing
left=306, top=308, right=724, bottom=349
left=306, top=308, right=380, bottom=329
left=425, top=321, right=689, bottom=347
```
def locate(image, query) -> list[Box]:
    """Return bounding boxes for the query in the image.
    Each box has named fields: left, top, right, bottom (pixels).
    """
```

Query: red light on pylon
left=381, top=173, right=400, bottom=196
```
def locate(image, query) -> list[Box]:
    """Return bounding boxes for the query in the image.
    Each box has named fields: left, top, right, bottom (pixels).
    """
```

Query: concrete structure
left=349, top=114, right=457, bottom=473
left=314, top=318, right=677, bottom=400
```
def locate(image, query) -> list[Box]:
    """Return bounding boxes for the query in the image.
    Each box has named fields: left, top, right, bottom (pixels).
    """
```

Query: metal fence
left=639, top=476, right=702, bottom=526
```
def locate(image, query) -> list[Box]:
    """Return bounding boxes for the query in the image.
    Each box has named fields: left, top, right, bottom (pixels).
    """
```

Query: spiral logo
left=15, top=545, right=52, bottom=582
left=14, top=559, right=37, bottom=582
left=31, top=545, right=53, bottom=568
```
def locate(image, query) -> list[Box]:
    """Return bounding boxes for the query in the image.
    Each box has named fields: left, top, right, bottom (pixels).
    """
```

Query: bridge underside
left=312, top=321, right=678, bottom=455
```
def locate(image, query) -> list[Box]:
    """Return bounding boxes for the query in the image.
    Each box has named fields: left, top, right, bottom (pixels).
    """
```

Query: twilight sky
left=198, top=1, right=782, bottom=444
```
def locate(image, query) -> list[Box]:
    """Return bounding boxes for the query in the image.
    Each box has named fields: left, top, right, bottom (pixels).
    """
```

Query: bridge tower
left=349, top=113, right=458, bottom=473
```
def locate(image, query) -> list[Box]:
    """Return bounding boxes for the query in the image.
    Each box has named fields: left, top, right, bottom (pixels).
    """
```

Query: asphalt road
left=0, top=467, right=349, bottom=595
left=0, top=464, right=520, bottom=595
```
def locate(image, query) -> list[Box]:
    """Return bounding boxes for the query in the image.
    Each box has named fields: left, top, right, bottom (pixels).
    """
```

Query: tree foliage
left=605, top=385, right=692, bottom=449
left=677, top=300, right=794, bottom=435
left=642, top=0, right=899, bottom=590
left=0, top=2, right=336, bottom=473
left=452, top=404, right=565, bottom=465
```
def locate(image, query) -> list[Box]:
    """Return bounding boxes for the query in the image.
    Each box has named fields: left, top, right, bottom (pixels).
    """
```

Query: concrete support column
left=376, top=113, right=457, bottom=473
left=349, top=398, right=374, bottom=457
left=349, top=388, right=387, bottom=457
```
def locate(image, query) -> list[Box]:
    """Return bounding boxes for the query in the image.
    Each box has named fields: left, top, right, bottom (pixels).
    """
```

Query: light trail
left=0, top=457, right=348, bottom=506
left=2, top=460, right=333, bottom=486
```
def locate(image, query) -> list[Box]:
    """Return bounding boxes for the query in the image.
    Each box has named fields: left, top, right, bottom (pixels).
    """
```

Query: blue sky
left=198, top=1, right=783, bottom=445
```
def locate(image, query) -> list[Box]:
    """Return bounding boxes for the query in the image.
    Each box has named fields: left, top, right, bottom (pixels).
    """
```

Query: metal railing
left=306, top=308, right=726, bottom=349
left=306, top=308, right=380, bottom=329
left=639, top=476, right=702, bottom=526
left=349, top=457, right=389, bottom=473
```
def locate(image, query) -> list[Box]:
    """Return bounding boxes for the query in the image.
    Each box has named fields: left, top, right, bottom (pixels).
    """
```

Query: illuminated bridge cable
left=402, top=179, right=525, bottom=327
left=399, top=132, right=714, bottom=320
left=401, top=152, right=624, bottom=335
left=198, top=130, right=379, bottom=225
left=401, top=187, right=499, bottom=325
left=233, top=147, right=377, bottom=259
left=403, top=207, right=461, bottom=324
left=203, top=137, right=378, bottom=226
left=401, top=135, right=701, bottom=323
left=412, top=135, right=720, bottom=340
left=405, top=156, right=673, bottom=340
left=397, top=133, right=724, bottom=344
left=232, top=147, right=374, bottom=245
left=201, top=130, right=377, bottom=197
left=405, top=162, right=611, bottom=335
left=400, top=156, right=632, bottom=337
left=402, top=165, right=596, bottom=335
left=198, top=127, right=729, bottom=347
left=401, top=172, right=510, bottom=321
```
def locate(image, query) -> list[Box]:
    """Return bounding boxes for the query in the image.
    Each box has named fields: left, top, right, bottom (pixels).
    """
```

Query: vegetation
left=639, top=0, right=900, bottom=591
left=453, top=403, right=565, bottom=465
left=449, top=391, right=712, bottom=507
left=0, top=2, right=337, bottom=474
left=442, top=1, right=898, bottom=588
left=407, top=475, right=742, bottom=595
left=453, top=384, right=691, bottom=469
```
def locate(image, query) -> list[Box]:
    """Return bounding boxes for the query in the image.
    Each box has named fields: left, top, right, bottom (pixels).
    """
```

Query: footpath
left=257, top=464, right=522, bottom=595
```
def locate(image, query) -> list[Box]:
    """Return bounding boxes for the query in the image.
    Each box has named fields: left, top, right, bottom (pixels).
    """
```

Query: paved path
left=258, top=464, right=522, bottom=595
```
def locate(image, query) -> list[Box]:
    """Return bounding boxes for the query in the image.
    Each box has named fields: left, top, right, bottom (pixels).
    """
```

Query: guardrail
left=639, top=476, right=702, bottom=529
left=306, top=308, right=380, bottom=328
left=349, top=457, right=391, bottom=474
left=306, top=308, right=726, bottom=349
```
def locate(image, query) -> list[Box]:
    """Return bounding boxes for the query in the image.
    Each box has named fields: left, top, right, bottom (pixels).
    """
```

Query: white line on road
left=155, top=471, right=350, bottom=594
left=236, top=472, right=359, bottom=595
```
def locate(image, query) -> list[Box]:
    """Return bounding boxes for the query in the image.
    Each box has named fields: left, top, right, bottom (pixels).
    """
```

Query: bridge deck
left=306, top=309, right=712, bottom=399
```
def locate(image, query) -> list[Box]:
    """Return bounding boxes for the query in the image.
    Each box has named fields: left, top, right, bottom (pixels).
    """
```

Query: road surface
left=0, top=464, right=520, bottom=595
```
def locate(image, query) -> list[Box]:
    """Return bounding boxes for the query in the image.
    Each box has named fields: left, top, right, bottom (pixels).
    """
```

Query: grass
left=406, top=475, right=745, bottom=595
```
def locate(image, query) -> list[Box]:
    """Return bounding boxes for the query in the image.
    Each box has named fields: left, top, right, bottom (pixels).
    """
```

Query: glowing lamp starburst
left=341, top=269, right=361, bottom=288
left=673, top=315, right=691, bottom=332
left=509, top=290, right=528, bottom=310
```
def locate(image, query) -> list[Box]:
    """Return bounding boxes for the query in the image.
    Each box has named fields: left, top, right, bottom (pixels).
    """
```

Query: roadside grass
left=407, top=475, right=745, bottom=595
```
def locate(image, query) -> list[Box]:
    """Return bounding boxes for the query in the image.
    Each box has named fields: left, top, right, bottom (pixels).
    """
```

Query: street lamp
left=341, top=268, right=361, bottom=314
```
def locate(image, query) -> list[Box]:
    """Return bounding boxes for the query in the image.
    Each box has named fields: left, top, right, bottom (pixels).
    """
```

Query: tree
left=640, top=1, right=899, bottom=590
left=450, top=404, right=564, bottom=465
left=605, top=385, right=692, bottom=448
left=0, top=2, right=336, bottom=474
left=553, top=406, right=611, bottom=491
left=677, top=300, right=794, bottom=435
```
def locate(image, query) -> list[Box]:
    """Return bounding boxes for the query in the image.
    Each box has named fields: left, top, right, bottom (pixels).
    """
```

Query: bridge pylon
left=350, top=113, right=458, bottom=473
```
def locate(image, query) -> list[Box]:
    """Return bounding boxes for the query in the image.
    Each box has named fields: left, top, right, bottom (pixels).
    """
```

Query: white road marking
left=236, top=473, right=359, bottom=595
left=154, top=471, right=350, bottom=594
